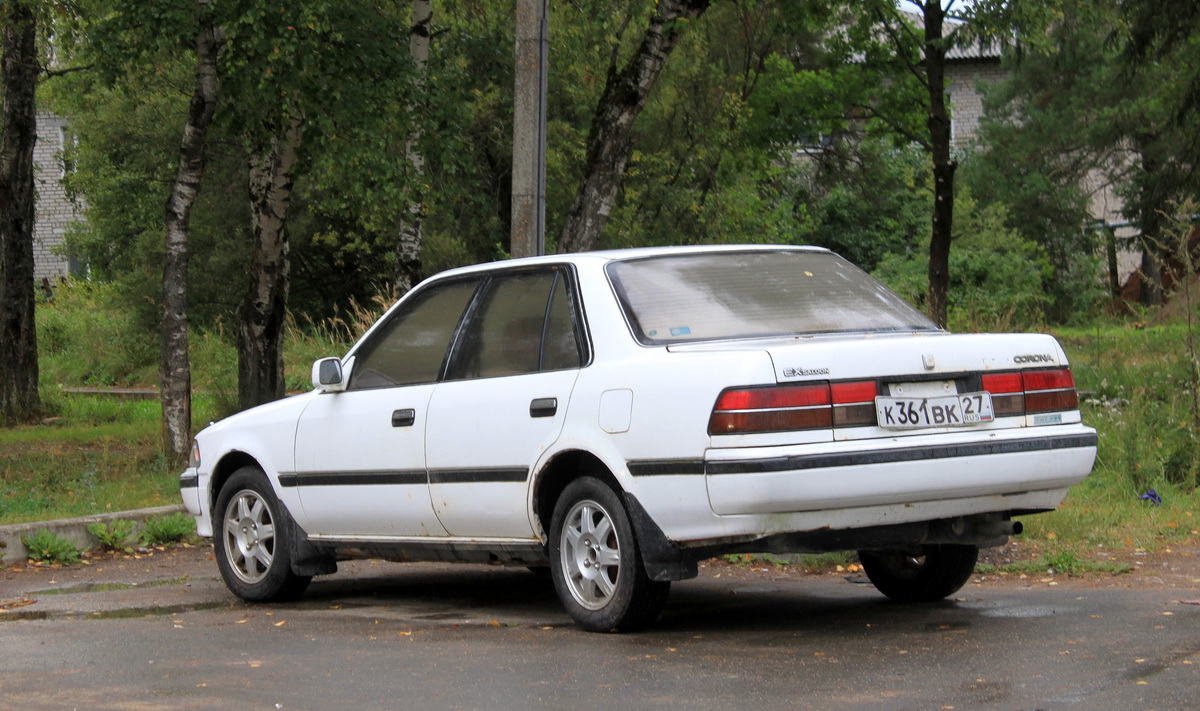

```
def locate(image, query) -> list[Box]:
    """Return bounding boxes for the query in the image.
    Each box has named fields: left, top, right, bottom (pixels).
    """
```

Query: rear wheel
left=857, top=544, right=978, bottom=602
left=213, top=467, right=311, bottom=602
left=550, top=477, right=670, bottom=632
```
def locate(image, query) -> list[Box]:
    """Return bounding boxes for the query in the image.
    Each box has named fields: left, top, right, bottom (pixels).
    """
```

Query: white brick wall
left=33, top=109, right=82, bottom=281
left=946, top=60, right=1008, bottom=145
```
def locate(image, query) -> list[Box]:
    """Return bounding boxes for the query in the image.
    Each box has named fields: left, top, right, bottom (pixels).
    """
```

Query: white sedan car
left=181, top=245, right=1097, bottom=632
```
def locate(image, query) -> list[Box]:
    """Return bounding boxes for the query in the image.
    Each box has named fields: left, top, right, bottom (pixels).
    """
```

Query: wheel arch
left=531, top=448, right=697, bottom=582
left=531, top=449, right=619, bottom=541
left=208, top=450, right=264, bottom=511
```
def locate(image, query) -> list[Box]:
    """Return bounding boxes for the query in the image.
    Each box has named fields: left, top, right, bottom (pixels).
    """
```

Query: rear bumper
left=705, top=424, right=1097, bottom=516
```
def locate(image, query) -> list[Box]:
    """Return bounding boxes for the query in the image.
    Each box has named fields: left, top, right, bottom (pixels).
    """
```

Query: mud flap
left=623, top=493, right=698, bottom=582
left=285, top=509, right=338, bottom=577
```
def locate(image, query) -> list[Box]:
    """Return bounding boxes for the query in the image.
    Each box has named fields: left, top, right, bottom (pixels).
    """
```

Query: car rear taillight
left=710, top=380, right=878, bottom=434
left=981, top=368, right=1079, bottom=417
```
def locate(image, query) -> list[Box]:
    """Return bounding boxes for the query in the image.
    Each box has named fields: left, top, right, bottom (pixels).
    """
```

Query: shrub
left=140, top=513, right=195, bottom=545
left=22, top=528, right=82, bottom=565
left=873, top=197, right=1053, bottom=332
left=87, top=519, right=140, bottom=553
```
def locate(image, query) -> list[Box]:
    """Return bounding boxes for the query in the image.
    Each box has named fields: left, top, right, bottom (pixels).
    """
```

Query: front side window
left=448, top=268, right=582, bottom=380
left=606, top=250, right=939, bottom=345
left=348, top=279, right=480, bottom=390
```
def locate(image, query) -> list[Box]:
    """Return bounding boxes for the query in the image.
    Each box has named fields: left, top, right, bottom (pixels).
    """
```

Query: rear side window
left=348, top=279, right=480, bottom=390
left=606, top=251, right=938, bottom=345
left=448, top=268, right=583, bottom=380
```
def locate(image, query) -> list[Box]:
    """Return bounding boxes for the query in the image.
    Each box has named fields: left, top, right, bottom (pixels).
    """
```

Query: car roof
left=431, top=244, right=834, bottom=280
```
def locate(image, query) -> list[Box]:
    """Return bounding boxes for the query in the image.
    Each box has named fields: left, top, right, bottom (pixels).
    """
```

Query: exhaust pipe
left=974, top=519, right=1023, bottom=539
left=930, top=518, right=1023, bottom=545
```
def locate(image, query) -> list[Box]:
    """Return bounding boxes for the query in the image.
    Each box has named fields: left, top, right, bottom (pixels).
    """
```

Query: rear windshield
left=606, top=250, right=939, bottom=345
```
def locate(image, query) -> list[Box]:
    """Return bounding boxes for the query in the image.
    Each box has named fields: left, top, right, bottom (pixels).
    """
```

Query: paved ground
left=1, top=542, right=1197, bottom=710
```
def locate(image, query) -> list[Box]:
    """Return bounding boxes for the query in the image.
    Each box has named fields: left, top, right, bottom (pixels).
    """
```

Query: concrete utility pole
left=511, top=0, right=548, bottom=258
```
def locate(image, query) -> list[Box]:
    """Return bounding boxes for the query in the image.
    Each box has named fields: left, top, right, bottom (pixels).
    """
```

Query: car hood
left=196, top=390, right=319, bottom=439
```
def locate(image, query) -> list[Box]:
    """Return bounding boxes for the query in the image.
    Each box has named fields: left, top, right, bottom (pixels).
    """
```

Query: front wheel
left=213, top=467, right=312, bottom=602
left=549, top=477, right=670, bottom=632
left=857, top=544, right=978, bottom=602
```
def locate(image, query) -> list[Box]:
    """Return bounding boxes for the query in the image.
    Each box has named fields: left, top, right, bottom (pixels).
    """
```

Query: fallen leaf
left=273, top=621, right=286, bottom=627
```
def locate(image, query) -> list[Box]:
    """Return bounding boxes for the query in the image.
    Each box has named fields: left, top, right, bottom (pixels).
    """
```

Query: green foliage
left=139, top=513, right=195, bottom=545
left=873, top=192, right=1054, bottom=331
left=87, top=519, right=140, bottom=553
left=597, top=2, right=859, bottom=252
left=791, top=140, right=928, bottom=270
left=968, top=0, right=1200, bottom=316
left=22, top=529, right=82, bottom=565
left=49, top=0, right=416, bottom=327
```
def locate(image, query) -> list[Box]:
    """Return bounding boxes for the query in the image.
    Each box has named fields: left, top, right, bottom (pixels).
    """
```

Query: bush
left=22, top=528, right=82, bottom=565
left=87, top=519, right=140, bottom=553
left=873, top=196, right=1053, bottom=332
left=140, top=513, right=195, bottom=545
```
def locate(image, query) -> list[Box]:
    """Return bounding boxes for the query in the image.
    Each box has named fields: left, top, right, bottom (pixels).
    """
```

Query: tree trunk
left=923, top=2, right=956, bottom=329
left=237, top=116, right=303, bottom=412
left=0, top=1, right=41, bottom=425
left=558, top=0, right=711, bottom=254
left=1136, top=141, right=1165, bottom=306
left=394, top=0, right=432, bottom=295
left=161, top=21, right=220, bottom=460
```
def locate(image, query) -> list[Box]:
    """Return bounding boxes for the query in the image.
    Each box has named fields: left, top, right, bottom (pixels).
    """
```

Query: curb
left=0, top=505, right=187, bottom=565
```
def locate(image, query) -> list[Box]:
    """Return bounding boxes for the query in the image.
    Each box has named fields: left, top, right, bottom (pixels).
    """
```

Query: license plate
left=875, top=392, right=994, bottom=429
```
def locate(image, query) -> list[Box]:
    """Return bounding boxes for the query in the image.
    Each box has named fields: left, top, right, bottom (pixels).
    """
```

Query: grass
left=1014, top=323, right=1200, bottom=558
left=0, top=398, right=175, bottom=525
left=3, top=281, right=365, bottom=527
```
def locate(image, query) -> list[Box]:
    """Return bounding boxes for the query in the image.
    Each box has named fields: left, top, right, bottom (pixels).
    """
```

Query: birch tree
left=394, top=0, right=432, bottom=295
left=161, top=12, right=221, bottom=460
left=558, top=0, right=711, bottom=254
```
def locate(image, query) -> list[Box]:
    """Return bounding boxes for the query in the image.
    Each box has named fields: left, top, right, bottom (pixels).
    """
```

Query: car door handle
left=529, top=398, right=558, bottom=418
left=391, top=408, right=416, bottom=428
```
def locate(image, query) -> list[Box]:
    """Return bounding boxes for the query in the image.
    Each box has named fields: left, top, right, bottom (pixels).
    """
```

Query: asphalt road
left=1, top=544, right=1197, bottom=710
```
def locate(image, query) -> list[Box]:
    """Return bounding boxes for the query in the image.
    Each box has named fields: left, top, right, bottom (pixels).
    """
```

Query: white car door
left=291, top=278, right=481, bottom=538
left=426, top=268, right=585, bottom=538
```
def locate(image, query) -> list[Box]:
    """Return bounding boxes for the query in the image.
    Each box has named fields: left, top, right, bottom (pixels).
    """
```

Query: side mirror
left=312, top=357, right=349, bottom=392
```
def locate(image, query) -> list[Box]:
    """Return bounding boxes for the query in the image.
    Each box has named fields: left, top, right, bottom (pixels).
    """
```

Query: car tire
left=857, top=544, right=978, bottom=603
left=213, top=466, right=312, bottom=602
left=549, top=477, right=670, bottom=632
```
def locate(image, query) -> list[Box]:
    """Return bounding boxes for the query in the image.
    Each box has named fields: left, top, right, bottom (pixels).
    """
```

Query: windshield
left=606, top=250, right=939, bottom=345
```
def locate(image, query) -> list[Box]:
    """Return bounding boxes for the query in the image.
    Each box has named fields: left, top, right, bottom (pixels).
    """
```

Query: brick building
left=942, top=30, right=1138, bottom=287
left=32, top=109, right=83, bottom=282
